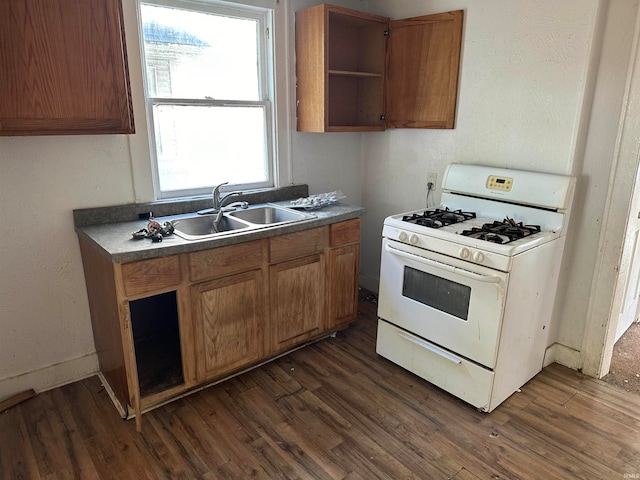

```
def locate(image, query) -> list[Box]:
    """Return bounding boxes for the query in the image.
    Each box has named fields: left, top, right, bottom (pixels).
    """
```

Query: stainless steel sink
left=227, top=205, right=312, bottom=224
left=168, top=204, right=315, bottom=241
left=171, top=215, right=251, bottom=240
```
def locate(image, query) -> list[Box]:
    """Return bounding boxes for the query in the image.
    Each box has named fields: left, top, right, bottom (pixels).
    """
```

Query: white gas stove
left=376, top=164, right=575, bottom=412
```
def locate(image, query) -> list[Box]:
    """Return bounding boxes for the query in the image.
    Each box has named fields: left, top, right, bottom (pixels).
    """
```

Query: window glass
left=152, top=105, right=268, bottom=191
left=139, top=1, right=273, bottom=198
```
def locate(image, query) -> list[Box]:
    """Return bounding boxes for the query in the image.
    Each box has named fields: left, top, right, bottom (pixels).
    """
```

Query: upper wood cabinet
left=295, top=4, right=463, bottom=132
left=0, top=0, right=135, bottom=136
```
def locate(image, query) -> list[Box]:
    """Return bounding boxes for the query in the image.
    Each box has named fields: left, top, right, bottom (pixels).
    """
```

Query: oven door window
left=402, top=266, right=471, bottom=320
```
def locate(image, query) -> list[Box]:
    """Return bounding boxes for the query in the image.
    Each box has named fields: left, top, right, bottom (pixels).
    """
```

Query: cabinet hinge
left=384, top=29, right=391, bottom=37
left=380, top=114, right=388, bottom=121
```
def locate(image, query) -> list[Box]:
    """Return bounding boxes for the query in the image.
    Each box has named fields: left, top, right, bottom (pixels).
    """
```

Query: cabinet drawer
left=189, top=239, right=265, bottom=282
left=330, top=218, right=361, bottom=247
left=121, top=256, right=181, bottom=297
left=269, top=227, right=328, bottom=264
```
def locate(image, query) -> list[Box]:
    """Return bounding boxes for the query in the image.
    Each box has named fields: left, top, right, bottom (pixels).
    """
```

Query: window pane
left=153, top=105, right=269, bottom=192
left=141, top=4, right=260, bottom=101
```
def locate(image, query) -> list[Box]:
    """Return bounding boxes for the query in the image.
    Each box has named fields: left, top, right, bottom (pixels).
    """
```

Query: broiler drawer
left=376, top=320, right=495, bottom=411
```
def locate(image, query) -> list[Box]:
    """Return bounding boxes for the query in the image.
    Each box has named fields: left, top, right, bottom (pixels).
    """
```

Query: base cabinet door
left=328, top=244, right=360, bottom=329
left=192, top=270, right=265, bottom=382
left=269, top=254, right=325, bottom=352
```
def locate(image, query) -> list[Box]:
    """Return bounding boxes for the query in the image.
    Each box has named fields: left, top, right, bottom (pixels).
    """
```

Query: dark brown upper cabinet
left=295, top=4, right=463, bottom=132
left=0, top=0, right=135, bottom=136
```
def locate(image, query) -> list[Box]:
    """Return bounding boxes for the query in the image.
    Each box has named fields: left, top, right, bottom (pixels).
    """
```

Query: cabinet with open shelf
left=296, top=4, right=463, bottom=132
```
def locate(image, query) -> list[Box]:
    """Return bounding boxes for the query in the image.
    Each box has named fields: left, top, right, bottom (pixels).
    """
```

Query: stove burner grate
left=461, top=218, right=541, bottom=244
left=402, top=208, right=476, bottom=229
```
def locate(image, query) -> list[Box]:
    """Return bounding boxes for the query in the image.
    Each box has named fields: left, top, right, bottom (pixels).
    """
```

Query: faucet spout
left=212, top=182, right=228, bottom=211
left=212, top=182, right=244, bottom=210
left=208, top=183, right=247, bottom=231
left=198, top=184, right=247, bottom=216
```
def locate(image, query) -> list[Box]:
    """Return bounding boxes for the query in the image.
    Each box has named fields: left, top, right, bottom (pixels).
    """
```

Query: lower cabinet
left=270, top=254, right=325, bottom=352
left=192, top=269, right=265, bottom=382
left=79, top=218, right=360, bottom=430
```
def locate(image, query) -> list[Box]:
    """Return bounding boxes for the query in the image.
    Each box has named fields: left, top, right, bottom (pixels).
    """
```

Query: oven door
left=377, top=238, right=508, bottom=369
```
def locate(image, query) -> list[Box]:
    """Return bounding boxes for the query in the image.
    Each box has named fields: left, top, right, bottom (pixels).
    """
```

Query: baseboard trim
left=544, top=343, right=583, bottom=370
left=0, top=353, right=99, bottom=401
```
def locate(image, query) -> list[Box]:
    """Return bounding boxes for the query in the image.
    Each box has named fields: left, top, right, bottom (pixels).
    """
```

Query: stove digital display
left=486, top=175, right=513, bottom=191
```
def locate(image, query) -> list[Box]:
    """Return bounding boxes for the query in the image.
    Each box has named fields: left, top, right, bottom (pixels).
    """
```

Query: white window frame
left=137, top=0, right=288, bottom=200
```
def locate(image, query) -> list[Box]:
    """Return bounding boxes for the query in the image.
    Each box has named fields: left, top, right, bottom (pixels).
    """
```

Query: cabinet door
left=328, top=244, right=360, bottom=330
left=269, top=254, right=325, bottom=352
left=295, top=4, right=388, bottom=132
left=386, top=11, right=463, bottom=129
left=192, top=270, right=264, bottom=382
left=0, top=0, right=134, bottom=135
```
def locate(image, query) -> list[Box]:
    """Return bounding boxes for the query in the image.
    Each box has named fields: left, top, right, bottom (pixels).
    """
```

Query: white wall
left=553, top=0, right=639, bottom=369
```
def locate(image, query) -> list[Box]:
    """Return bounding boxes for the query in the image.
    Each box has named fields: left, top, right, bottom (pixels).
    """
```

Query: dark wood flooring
left=2, top=294, right=640, bottom=479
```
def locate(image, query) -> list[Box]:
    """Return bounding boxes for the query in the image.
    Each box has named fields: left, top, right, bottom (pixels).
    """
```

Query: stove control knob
left=398, top=231, right=408, bottom=242
left=472, top=251, right=485, bottom=263
left=409, top=234, right=419, bottom=245
left=459, top=247, right=470, bottom=259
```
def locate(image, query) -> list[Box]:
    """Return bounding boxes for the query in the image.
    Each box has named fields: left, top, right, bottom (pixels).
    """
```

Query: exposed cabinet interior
left=130, top=292, right=184, bottom=398
left=0, top=0, right=134, bottom=135
left=326, top=12, right=387, bottom=129
left=295, top=4, right=463, bottom=132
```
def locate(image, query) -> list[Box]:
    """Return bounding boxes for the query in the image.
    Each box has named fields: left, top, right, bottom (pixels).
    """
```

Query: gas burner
left=460, top=218, right=541, bottom=244
left=402, top=208, right=476, bottom=229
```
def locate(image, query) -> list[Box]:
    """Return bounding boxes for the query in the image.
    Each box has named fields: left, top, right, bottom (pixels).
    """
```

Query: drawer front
left=269, top=227, right=328, bottom=264
left=330, top=218, right=360, bottom=247
left=189, top=239, right=265, bottom=282
left=121, top=256, right=181, bottom=297
left=376, top=320, right=494, bottom=411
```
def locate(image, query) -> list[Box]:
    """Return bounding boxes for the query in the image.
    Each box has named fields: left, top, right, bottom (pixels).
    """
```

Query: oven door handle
left=385, top=244, right=502, bottom=284
left=397, top=331, right=462, bottom=364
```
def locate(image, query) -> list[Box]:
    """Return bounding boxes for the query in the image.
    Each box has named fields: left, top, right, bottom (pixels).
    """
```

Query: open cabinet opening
left=130, top=291, right=184, bottom=398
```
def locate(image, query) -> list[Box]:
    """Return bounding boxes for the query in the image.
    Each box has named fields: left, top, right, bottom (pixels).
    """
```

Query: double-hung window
left=139, top=0, right=275, bottom=199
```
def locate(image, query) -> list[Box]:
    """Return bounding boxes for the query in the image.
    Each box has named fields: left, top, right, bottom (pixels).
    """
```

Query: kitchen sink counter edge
left=75, top=201, right=366, bottom=263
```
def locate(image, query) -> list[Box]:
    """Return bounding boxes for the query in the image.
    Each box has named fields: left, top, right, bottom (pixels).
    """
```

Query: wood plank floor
left=3, top=294, right=640, bottom=479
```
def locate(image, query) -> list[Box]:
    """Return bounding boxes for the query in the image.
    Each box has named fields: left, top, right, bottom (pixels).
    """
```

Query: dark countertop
left=75, top=188, right=365, bottom=263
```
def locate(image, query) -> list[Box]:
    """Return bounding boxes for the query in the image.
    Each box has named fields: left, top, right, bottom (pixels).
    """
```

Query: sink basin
left=228, top=205, right=312, bottom=224
left=171, top=215, right=250, bottom=240
left=166, top=204, right=315, bottom=241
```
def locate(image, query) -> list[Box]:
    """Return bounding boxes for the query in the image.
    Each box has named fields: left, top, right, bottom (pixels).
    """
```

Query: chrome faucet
left=198, top=182, right=248, bottom=216
left=212, top=182, right=244, bottom=211
left=209, top=182, right=249, bottom=232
